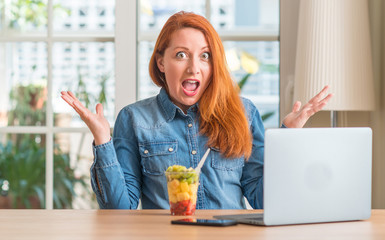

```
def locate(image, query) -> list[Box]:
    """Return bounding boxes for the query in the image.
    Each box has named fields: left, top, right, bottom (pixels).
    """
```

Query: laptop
left=214, top=127, right=372, bottom=226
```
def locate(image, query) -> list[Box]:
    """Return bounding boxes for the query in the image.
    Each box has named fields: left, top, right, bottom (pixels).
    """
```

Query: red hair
left=149, top=11, right=252, bottom=159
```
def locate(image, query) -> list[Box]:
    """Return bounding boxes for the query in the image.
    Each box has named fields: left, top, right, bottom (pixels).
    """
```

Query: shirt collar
left=158, top=88, right=177, bottom=121
left=157, top=88, right=199, bottom=121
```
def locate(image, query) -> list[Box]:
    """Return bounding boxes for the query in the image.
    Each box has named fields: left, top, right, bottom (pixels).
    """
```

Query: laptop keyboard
left=214, top=213, right=264, bottom=221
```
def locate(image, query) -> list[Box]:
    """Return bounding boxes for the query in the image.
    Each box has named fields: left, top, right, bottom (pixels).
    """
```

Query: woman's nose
left=187, top=58, right=200, bottom=75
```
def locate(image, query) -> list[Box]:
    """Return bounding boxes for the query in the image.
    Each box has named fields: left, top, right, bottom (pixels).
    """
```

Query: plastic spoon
left=195, top=148, right=211, bottom=174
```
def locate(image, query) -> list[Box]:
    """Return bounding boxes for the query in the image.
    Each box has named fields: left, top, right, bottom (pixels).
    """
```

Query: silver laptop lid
left=263, top=127, right=372, bottom=226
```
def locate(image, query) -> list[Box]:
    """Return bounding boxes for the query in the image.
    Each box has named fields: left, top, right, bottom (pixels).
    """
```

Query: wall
left=369, top=0, right=385, bottom=209
left=280, top=0, right=385, bottom=208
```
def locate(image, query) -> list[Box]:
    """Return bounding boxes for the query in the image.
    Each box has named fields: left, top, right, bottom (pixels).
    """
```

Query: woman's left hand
left=282, top=85, right=333, bottom=128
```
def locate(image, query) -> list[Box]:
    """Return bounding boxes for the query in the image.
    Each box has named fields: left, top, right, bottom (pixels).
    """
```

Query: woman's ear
left=156, top=54, right=165, bottom=73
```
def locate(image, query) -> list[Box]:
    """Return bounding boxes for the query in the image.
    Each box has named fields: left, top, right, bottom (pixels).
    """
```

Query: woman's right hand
left=61, top=91, right=111, bottom=145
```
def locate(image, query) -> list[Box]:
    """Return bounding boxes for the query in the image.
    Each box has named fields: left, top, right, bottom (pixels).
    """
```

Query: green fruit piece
left=182, top=172, right=190, bottom=179
left=171, top=165, right=178, bottom=171
left=184, top=172, right=191, bottom=178
left=179, top=166, right=187, bottom=172
left=186, top=177, right=193, bottom=184
left=180, top=178, right=187, bottom=183
left=171, top=172, right=181, bottom=179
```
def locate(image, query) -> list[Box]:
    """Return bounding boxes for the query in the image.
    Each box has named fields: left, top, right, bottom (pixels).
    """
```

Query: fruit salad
left=165, top=165, right=199, bottom=215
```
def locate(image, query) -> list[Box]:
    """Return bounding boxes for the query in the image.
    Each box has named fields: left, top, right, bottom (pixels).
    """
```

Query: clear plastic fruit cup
left=165, top=165, right=199, bottom=216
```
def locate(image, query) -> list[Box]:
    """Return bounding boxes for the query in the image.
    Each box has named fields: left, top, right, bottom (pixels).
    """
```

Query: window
left=0, top=0, right=115, bottom=209
left=136, top=0, right=280, bottom=127
left=0, top=0, right=279, bottom=210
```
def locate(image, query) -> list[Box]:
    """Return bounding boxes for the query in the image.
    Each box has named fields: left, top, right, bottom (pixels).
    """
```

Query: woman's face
left=157, top=27, right=212, bottom=112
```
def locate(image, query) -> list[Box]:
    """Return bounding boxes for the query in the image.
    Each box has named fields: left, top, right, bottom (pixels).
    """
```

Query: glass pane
left=53, top=42, right=115, bottom=127
left=224, top=41, right=279, bottom=128
left=54, top=132, right=97, bottom=209
left=139, top=0, right=206, bottom=31
left=210, top=0, right=279, bottom=31
left=138, top=41, right=160, bottom=100
left=137, top=40, right=279, bottom=128
left=0, top=1, right=3, bottom=32
left=0, top=0, right=47, bottom=35
left=53, top=0, right=115, bottom=34
left=0, top=42, right=47, bottom=127
left=0, top=134, right=46, bottom=209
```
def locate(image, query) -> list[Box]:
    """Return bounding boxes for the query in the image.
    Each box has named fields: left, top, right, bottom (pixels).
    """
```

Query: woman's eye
left=201, top=52, right=210, bottom=60
left=176, top=52, right=187, bottom=58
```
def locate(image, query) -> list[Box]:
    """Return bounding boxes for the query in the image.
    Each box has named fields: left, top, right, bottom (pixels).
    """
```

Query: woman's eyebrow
left=173, top=46, right=189, bottom=51
left=172, top=46, right=210, bottom=51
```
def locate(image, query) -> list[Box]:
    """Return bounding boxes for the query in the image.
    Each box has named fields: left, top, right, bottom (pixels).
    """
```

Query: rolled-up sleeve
left=90, top=107, right=142, bottom=209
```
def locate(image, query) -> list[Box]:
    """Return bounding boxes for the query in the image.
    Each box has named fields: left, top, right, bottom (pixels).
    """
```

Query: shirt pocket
left=139, top=140, right=178, bottom=175
left=210, top=148, right=245, bottom=171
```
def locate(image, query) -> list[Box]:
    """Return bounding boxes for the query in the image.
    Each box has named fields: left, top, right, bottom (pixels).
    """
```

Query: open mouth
left=182, top=79, right=200, bottom=96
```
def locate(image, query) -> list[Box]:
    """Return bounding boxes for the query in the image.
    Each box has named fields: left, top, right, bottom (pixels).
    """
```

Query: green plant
left=75, top=66, right=110, bottom=108
left=3, top=0, right=70, bottom=30
left=53, top=144, right=89, bottom=209
left=0, top=137, right=45, bottom=208
left=235, top=51, right=275, bottom=122
left=0, top=137, right=88, bottom=209
left=8, top=84, right=46, bottom=126
left=0, top=83, right=89, bottom=209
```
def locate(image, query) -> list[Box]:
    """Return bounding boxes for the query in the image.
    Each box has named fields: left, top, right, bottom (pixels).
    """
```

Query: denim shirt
left=91, top=88, right=265, bottom=209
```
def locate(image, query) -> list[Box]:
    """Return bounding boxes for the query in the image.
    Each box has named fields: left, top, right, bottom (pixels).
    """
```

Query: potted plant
left=226, top=49, right=275, bottom=121
left=0, top=83, right=89, bottom=208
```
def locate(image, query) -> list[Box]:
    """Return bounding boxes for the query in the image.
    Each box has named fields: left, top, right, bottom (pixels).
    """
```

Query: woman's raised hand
left=61, top=91, right=111, bottom=145
left=282, top=85, right=333, bottom=128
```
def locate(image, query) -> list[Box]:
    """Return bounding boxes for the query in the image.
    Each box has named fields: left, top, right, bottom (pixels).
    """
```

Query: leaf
left=62, top=179, right=76, bottom=196
left=59, top=194, right=71, bottom=209
left=23, top=197, right=32, bottom=209
left=261, top=112, right=275, bottom=121
left=238, top=73, right=251, bottom=90
left=53, top=192, right=62, bottom=209
left=240, top=52, right=259, bottom=74
left=33, top=186, right=45, bottom=208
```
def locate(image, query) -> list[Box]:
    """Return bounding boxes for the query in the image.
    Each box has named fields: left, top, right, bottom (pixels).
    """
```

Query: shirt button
left=168, top=147, right=174, bottom=152
left=188, top=123, right=193, bottom=128
left=144, top=150, right=149, bottom=154
left=192, top=150, right=197, bottom=155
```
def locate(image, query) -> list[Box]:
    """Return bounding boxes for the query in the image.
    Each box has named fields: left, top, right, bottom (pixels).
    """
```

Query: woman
left=61, top=11, right=332, bottom=209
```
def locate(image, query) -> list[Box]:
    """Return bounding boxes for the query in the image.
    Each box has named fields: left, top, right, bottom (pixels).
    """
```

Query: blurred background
left=0, top=0, right=279, bottom=209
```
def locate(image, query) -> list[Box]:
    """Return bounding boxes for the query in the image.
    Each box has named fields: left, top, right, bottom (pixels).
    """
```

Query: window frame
left=0, top=0, right=279, bottom=209
left=0, top=0, right=116, bottom=209
left=129, top=0, right=280, bottom=118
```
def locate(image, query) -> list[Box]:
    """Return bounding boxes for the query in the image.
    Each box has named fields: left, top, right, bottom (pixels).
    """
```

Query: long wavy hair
left=149, top=11, right=252, bottom=159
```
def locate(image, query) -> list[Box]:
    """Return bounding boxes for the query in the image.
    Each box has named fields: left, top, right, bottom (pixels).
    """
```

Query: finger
left=95, top=103, right=104, bottom=117
left=309, top=85, right=330, bottom=103
left=307, top=98, right=331, bottom=116
left=63, top=91, right=85, bottom=110
left=67, top=91, right=77, bottom=99
left=61, top=94, right=76, bottom=108
left=72, top=101, right=91, bottom=120
left=67, top=91, right=82, bottom=104
left=61, top=91, right=80, bottom=107
left=61, top=91, right=75, bottom=101
left=292, top=101, right=301, bottom=113
left=66, top=92, right=86, bottom=109
left=318, top=93, right=333, bottom=105
left=307, top=102, right=328, bottom=116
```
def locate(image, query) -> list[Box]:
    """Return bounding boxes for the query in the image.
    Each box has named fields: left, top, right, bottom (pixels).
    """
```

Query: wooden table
left=1, top=209, right=385, bottom=240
